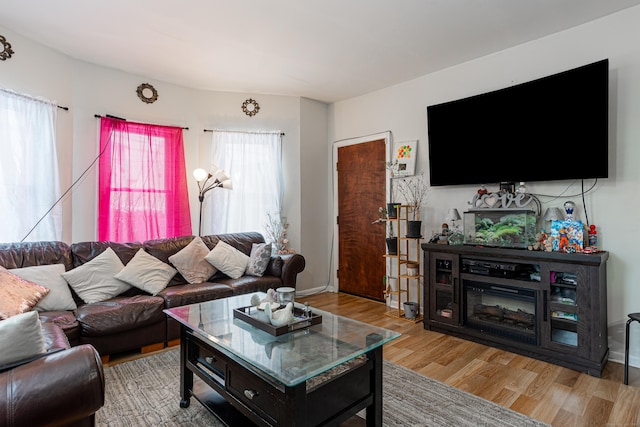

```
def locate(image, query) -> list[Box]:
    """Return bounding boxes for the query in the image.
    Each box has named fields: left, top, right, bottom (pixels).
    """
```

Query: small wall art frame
left=0, top=35, right=14, bottom=61
left=392, top=140, right=417, bottom=176
left=242, top=98, right=260, bottom=117
left=136, top=83, right=158, bottom=104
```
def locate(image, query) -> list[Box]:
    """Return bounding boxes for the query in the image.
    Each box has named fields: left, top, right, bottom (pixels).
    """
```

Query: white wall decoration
left=392, top=140, right=417, bottom=176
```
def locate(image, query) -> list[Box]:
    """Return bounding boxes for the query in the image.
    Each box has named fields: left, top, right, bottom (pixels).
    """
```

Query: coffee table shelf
left=165, top=294, right=400, bottom=426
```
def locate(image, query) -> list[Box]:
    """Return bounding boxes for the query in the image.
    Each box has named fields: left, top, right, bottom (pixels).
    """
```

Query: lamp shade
left=220, top=179, right=233, bottom=190
left=212, top=169, right=230, bottom=182
left=447, top=208, right=461, bottom=221
left=193, top=168, right=208, bottom=182
left=543, top=207, right=564, bottom=221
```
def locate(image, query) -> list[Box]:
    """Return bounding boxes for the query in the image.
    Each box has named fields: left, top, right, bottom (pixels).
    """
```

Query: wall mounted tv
left=427, top=59, right=609, bottom=187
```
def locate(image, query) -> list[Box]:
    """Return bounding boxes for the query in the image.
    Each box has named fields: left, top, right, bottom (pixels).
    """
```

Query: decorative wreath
left=136, top=83, right=158, bottom=104
left=0, top=35, right=14, bottom=61
left=242, top=98, right=260, bottom=117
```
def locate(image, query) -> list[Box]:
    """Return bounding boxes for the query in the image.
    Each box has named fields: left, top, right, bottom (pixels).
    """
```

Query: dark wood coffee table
left=164, top=294, right=400, bottom=426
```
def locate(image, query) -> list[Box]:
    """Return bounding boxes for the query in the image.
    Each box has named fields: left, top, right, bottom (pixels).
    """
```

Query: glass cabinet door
left=428, top=253, right=460, bottom=325
left=541, top=263, right=586, bottom=357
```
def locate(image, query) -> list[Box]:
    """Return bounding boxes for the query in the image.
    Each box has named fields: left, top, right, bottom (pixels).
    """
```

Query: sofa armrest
left=0, top=344, right=104, bottom=427
left=279, top=253, right=306, bottom=288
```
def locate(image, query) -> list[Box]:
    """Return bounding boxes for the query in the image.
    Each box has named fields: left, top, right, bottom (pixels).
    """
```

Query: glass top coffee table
left=165, top=293, right=400, bottom=426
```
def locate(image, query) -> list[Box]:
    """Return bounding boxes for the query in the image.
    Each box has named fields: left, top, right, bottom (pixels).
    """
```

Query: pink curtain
left=98, top=117, right=192, bottom=242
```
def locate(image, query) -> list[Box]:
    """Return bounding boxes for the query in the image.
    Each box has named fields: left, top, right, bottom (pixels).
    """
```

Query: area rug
left=96, top=349, right=549, bottom=427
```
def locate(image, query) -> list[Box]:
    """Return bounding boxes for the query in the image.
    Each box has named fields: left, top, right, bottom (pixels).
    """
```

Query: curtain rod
left=94, top=114, right=188, bottom=130
left=0, top=88, right=69, bottom=110
left=204, top=128, right=284, bottom=136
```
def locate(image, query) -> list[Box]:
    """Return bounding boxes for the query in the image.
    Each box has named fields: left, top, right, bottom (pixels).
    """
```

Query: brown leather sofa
left=0, top=322, right=105, bottom=427
left=0, top=232, right=306, bottom=360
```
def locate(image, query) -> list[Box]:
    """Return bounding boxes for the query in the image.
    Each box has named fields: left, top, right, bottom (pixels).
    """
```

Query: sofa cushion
left=40, top=322, right=71, bottom=351
left=213, top=275, right=283, bottom=296
left=62, top=247, right=131, bottom=304
left=10, top=264, right=77, bottom=312
left=266, top=256, right=284, bottom=277
left=0, top=266, right=50, bottom=320
left=246, top=243, right=272, bottom=277
left=70, top=240, right=142, bottom=268
left=158, top=282, right=234, bottom=308
left=39, top=311, right=81, bottom=345
left=0, top=241, right=73, bottom=271
left=205, top=240, right=249, bottom=279
left=114, top=249, right=177, bottom=296
left=0, top=311, right=46, bottom=366
left=75, top=295, right=165, bottom=336
left=168, top=236, right=217, bottom=284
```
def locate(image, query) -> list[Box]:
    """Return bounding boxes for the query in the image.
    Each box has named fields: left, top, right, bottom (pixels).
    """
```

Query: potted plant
left=378, top=206, right=398, bottom=255
left=397, top=173, right=429, bottom=238
left=385, top=160, right=400, bottom=218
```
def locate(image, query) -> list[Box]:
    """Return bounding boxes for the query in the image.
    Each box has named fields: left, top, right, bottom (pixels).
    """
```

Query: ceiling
left=1, top=0, right=640, bottom=103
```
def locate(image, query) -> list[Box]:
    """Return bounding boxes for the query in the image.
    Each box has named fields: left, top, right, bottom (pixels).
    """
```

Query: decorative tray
left=233, top=305, right=322, bottom=336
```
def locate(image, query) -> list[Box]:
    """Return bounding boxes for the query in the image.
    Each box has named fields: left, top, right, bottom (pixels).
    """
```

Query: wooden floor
left=299, top=292, right=640, bottom=427
left=106, top=291, right=640, bottom=426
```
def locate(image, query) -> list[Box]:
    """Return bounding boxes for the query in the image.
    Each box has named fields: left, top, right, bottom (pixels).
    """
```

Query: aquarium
left=463, top=210, right=537, bottom=249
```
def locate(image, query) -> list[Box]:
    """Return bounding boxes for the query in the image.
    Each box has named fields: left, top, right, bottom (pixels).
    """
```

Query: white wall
left=298, top=98, right=331, bottom=294
left=0, top=24, right=325, bottom=293
left=329, top=5, right=640, bottom=365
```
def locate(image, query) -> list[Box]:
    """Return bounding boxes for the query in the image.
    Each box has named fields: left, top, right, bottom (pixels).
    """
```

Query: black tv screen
left=427, top=59, right=609, bottom=187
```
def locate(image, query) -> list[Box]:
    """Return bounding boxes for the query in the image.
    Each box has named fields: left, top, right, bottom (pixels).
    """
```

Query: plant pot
left=386, top=237, right=398, bottom=255
left=406, top=262, right=419, bottom=277
left=404, top=302, right=420, bottom=319
left=387, top=203, right=399, bottom=219
left=406, top=220, right=422, bottom=238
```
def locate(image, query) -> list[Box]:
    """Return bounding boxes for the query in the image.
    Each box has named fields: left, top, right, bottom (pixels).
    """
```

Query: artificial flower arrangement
left=265, top=212, right=296, bottom=254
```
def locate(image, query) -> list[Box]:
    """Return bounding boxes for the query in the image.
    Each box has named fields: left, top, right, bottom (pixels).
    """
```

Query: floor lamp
left=193, top=167, right=232, bottom=236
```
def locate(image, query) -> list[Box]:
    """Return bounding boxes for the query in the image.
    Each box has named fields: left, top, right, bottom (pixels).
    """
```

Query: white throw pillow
left=205, top=240, right=250, bottom=280
left=0, top=311, right=46, bottom=366
left=10, top=264, right=77, bottom=312
left=168, top=236, right=217, bottom=284
left=61, top=247, right=131, bottom=304
left=115, top=248, right=177, bottom=295
left=246, top=243, right=272, bottom=277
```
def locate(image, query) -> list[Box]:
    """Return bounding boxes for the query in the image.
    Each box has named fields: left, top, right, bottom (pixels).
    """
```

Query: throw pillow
left=246, top=243, right=272, bottom=277
left=0, top=311, right=46, bottom=366
left=114, top=248, right=177, bottom=295
left=204, top=240, right=250, bottom=280
left=168, top=236, right=217, bottom=284
left=0, top=266, right=50, bottom=320
left=10, top=264, right=77, bottom=312
left=61, top=247, right=131, bottom=304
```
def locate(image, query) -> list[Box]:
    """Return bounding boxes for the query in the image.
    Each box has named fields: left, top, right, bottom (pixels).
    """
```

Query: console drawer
left=227, top=361, right=285, bottom=423
left=195, top=345, right=227, bottom=384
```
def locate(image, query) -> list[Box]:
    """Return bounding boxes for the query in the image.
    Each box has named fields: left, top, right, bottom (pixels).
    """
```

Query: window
left=204, top=130, right=283, bottom=236
left=98, top=117, right=191, bottom=242
left=0, top=89, right=61, bottom=242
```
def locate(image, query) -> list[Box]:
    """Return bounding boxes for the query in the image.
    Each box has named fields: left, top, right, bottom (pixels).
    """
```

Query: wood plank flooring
left=300, top=292, right=640, bottom=427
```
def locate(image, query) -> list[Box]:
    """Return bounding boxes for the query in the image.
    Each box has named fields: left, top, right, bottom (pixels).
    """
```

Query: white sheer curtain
left=205, top=130, right=283, bottom=236
left=0, top=89, right=61, bottom=242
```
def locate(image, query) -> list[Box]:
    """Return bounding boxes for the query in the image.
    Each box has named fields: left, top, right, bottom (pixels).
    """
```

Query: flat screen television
left=426, top=59, right=609, bottom=187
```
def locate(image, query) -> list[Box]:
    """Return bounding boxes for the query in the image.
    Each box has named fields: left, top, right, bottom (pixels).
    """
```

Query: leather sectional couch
left=0, top=232, right=306, bottom=360
left=0, top=322, right=105, bottom=427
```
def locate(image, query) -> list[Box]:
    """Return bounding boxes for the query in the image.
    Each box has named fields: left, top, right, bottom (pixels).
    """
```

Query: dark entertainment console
left=421, top=243, right=609, bottom=377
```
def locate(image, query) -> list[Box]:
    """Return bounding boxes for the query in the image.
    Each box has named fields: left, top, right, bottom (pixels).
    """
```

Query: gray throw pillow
left=168, top=236, right=217, bottom=284
left=10, top=264, right=77, bottom=312
left=61, top=247, right=131, bottom=304
left=204, top=240, right=249, bottom=280
left=246, top=243, right=272, bottom=277
left=115, top=248, right=177, bottom=295
left=0, top=311, right=46, bottom=366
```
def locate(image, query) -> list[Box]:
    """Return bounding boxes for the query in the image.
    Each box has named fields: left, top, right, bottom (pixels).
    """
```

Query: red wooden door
left=337, top=139, right=386, bottom=301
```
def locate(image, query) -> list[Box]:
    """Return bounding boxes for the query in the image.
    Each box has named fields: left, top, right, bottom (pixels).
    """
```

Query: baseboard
left=296, top=285, right=335, bottom=297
